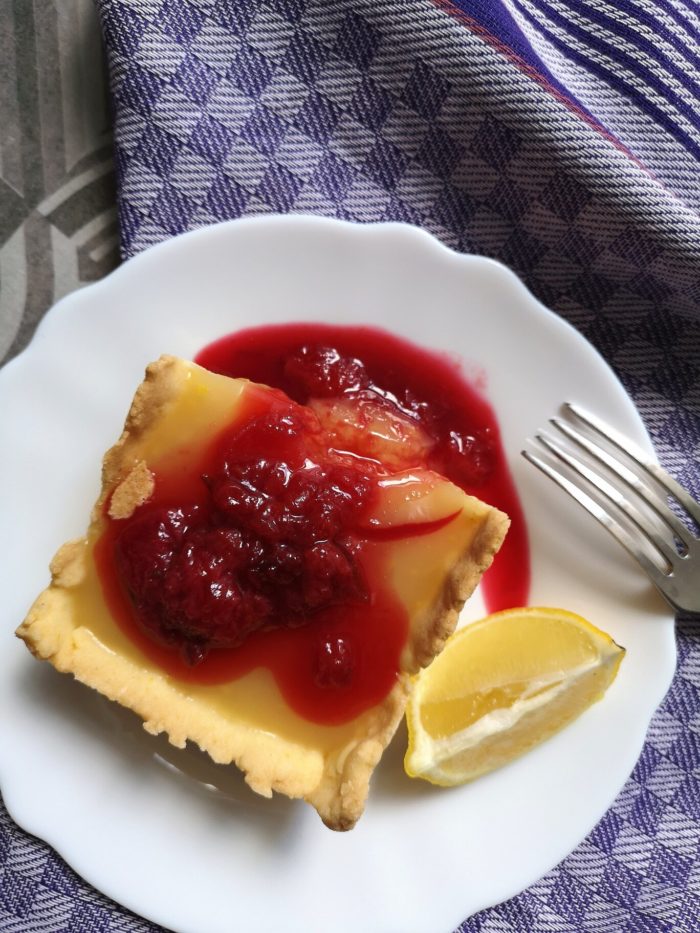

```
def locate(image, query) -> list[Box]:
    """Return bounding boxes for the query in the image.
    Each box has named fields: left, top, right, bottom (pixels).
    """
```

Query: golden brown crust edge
left=99, top=355, right=184, bottom=519
left=17, top=552, right=408, bottom=831
left=318, top=502, right=509, bottom=829
left=16, top=356, right=509, bottom=831
left=410, top=505, right=510, bottom=672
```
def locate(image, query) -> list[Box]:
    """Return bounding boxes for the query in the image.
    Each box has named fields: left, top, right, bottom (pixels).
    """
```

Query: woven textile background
left=1, top=1, right=699, bottom=931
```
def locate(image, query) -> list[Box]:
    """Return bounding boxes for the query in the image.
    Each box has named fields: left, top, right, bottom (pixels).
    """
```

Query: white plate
left=0, top=216, right=675, bottom=933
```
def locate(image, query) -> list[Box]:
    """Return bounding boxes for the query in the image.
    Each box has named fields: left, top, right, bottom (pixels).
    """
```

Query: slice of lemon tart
left=17, top=355, right=509, bottom=830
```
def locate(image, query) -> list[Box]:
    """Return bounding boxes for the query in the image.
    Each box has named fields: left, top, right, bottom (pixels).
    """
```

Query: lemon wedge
left=404, top=607, right=625, bottom=786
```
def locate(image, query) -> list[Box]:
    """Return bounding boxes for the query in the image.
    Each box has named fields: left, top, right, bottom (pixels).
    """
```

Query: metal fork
left=522, top=402, right=700, bottom=615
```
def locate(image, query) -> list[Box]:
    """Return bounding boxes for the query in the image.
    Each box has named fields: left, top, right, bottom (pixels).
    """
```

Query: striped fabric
left=1, top=1, right=699, bottom=931
left=462, top=0, right=700, bottom=206
left=435, top=0, right=700, bottom=225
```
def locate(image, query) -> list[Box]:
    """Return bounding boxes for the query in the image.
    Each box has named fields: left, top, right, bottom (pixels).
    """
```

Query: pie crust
left=17, top=356, right=509, bottom=830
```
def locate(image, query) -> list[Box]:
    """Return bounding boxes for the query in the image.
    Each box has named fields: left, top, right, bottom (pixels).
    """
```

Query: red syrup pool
left=196, top=323, right=530, bottom=613
left=95, top=324, right=529, bottom=727
left=96, top=382, right=419, bottom=725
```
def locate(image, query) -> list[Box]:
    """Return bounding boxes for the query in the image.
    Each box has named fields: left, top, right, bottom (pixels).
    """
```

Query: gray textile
left=0, top=0, right=118, bottom=365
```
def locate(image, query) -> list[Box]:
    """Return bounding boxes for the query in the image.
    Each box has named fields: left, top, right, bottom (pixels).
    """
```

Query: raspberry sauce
left=95, top=324, right=529, bottom=727
left=196, top=323, right=530, bottom=612
left=96, top=384, right=416, bottom=724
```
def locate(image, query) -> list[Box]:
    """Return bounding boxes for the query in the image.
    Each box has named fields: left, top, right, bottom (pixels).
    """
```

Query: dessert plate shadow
left=0, top=216, right=675, bottom=933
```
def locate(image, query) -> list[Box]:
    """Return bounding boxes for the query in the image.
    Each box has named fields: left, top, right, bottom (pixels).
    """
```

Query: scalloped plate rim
left=0, top=216, right=676, bottom=933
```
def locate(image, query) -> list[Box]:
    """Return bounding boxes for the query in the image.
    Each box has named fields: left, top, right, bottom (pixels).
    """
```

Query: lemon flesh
left=404, top=607, right=625, bottom=786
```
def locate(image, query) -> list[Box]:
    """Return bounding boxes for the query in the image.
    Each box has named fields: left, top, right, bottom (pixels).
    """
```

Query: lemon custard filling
left=89, top=367, right=486, bottom=727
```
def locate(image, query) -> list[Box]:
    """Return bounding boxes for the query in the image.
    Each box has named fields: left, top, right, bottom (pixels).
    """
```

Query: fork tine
left=551, top=416, right=694, bottom=550
left=534, top=433, right=678, bottom=570
left=521, top=447, right=670, bottom=589
left=565, top=402, right=700, bottom=529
